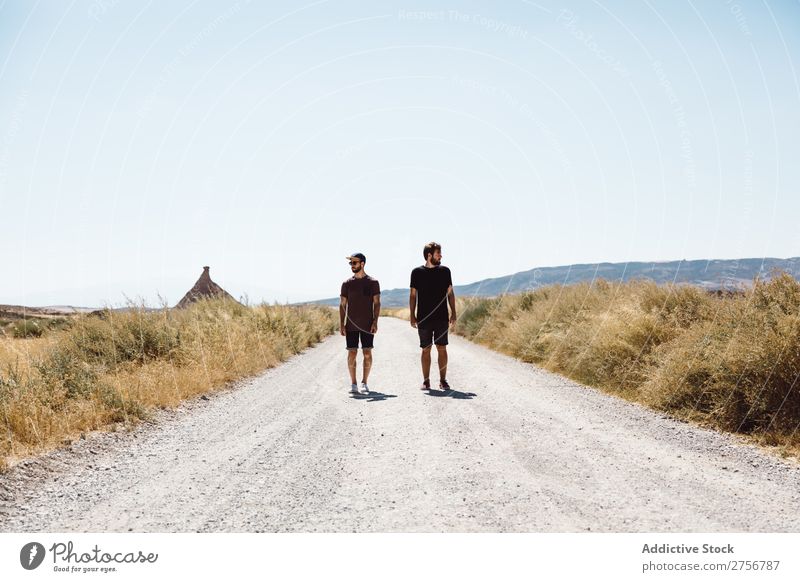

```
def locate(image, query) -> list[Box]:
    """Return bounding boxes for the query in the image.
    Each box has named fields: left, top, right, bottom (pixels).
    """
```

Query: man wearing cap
left=340, top=253, right=381, bottom=394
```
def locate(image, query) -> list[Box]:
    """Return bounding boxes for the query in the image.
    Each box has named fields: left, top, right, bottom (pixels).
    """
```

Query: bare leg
left=421, top=346, right=432, bottom=381
left=436, top=344, right=448, bottom=380
left=362, top=349, right=373, bottom=383
left=347, top=350, right=357, bottom=384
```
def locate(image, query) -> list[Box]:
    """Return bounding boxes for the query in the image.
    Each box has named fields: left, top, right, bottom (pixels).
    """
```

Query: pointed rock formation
left=176, top=266, right=239, bottom=309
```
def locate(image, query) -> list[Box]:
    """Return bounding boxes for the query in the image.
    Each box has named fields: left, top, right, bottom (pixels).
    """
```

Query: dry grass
left=455, top=272, right=800, bottom=458
left=380, top=307, right=409, bottom=320
left=0, top=298, right=336, bottom=470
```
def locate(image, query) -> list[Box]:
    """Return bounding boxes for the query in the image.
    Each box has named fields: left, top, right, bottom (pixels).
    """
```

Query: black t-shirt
left=410, top=265, right=452, bottom=328
left=340, top=276, right=380, bottom=332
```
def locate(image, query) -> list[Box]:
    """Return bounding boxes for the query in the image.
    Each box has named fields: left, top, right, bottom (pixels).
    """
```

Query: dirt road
left=2, top=317, right=799, bottom=532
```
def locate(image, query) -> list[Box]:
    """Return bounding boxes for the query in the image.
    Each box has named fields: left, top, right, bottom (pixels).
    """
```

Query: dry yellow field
left=0, top=299, right=336, bottom=470
left=454, top=274, right=800, bottom=458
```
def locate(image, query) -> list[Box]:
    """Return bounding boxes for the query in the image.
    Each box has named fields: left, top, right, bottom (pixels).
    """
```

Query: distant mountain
left=309, top=257, right=800, bottom=308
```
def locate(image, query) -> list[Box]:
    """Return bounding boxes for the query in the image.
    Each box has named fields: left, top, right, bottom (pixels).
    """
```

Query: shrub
left=66, top=309, right=181, bottom=370
left=12, top=319, right=45, bottom=338
left=35, top=347, right=98, bottom=402
left=457, top=296, right=501, bottom=340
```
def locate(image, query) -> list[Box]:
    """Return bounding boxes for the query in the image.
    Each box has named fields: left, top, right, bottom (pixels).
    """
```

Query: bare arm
left=447, top=284, right=457, bottom=326
left=371, top=295, right=381, bottom=333
left=339, top=296, right=347, bottom=335
left=409, top=288, right=417, bottom=328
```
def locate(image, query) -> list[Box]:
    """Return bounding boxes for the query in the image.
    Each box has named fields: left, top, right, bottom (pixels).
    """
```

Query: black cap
left=346, top=253, right=366, bottom=263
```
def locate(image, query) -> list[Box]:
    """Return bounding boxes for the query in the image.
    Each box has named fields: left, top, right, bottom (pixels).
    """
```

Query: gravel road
left=2, top=317, right=800, bottom=532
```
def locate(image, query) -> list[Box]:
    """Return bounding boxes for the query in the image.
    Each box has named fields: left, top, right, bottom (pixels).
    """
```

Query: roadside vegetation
left=453, top=272, right=800, bottom=458
left=379, top=307, right=409, bottom=320
left=0, top=315, right=72, bottom=339
left=0, top=299, right=336, bottom=471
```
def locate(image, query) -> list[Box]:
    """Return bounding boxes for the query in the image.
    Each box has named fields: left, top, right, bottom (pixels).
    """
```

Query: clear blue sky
left=1, top=0, right=798, bottom=307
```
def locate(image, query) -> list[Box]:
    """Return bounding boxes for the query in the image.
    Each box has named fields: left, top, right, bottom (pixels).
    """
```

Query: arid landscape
left=2, top=317, right=799, bottom=533
left=0, top=268, right=337, bottom=472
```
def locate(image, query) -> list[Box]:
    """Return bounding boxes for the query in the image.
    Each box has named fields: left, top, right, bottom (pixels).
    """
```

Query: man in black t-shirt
left=340, top=252, right=381, bottom=395
left=409, top=241, right=457, bottom=392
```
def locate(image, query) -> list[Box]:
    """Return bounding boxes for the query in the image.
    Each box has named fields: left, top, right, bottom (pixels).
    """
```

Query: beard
left=351, top=265, right=363, bottom=273
left=430, top=257, right=441, bottom=266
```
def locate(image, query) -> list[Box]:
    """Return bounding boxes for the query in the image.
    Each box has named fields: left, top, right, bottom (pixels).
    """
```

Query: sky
left=0, top=0, right=798, bottom=307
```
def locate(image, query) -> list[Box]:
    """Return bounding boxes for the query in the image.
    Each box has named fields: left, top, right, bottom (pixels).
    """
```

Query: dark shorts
left=418, top=322, right=449, bottom=348
left=346, top=330, right=374, bottom=350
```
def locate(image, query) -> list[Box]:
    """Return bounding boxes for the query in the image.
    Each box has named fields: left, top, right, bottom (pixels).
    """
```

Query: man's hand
left=370, top=321, right=378, bottom=334
left=449, top=312, right=457, bottom=327
left=340, top=325, right=346, bottom=336
left=410, top=315, right=417, bottom=328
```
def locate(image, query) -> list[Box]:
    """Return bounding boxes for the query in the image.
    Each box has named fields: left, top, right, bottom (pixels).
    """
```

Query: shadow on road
left=350, top=391, right=397, bottom=402
left=424, top=389, right=477, bottom=400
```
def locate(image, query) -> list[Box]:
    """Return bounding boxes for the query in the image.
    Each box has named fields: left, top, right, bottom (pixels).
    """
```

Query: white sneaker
left=360, top=381, right=369, bottom=393
left=350, top=383, right=359, bottom=394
